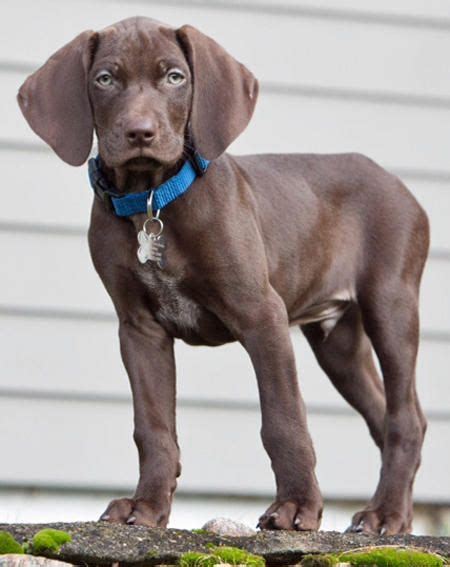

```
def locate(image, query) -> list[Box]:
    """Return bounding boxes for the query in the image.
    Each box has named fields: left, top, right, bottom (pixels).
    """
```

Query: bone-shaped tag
left=137, top=230, right=166, bottom=268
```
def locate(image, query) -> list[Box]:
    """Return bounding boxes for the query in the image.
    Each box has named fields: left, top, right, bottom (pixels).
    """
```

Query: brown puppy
left=18, top=17, right=429, bottom=534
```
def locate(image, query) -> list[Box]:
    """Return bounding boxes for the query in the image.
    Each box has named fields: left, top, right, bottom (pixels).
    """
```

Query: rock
left=0, top=556, right=72, bottom=567
left=201, top=518, right=256, bottom=537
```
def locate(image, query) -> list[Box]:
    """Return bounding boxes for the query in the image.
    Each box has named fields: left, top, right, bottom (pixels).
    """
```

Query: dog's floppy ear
left=177, top=25, right=258, bottom=160
left=17, top=30, right=96, bottom=166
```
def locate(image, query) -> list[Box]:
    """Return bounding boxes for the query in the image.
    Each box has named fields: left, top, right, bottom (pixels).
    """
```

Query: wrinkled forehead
left=94, top=17, right=186, bottom=73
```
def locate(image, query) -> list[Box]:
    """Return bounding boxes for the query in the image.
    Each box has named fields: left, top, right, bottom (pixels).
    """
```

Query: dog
left=18, top=16, right=429, bottom=534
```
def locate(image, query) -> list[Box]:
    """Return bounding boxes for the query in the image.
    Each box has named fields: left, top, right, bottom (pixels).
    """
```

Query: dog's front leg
left=100, top=316, right=179, bottom=527
left=237, top=291, right=323, bottom=530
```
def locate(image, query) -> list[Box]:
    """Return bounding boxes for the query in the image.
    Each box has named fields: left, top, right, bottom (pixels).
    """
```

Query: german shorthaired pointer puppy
left=18, top=16, right=429, bottom=534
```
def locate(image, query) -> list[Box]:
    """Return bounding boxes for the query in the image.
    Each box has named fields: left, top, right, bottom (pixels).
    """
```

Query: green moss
left=191, top=529, right=210, bottom=535
left=340, top=547, right=444, bottom=567
left=31, top=529, right=72, bottom=555
left=0, top=531, right=24, bottom=555
left=179, top=551, right=217, bottom=567
left=179, top=546, right=265, bottom=567
left=300, top=548, right=444, bottom=567
left=212, top=547, right=265, bottom=567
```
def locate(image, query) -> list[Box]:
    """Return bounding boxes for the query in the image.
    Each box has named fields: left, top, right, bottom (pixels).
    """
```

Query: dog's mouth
left=125, top=156, right=163, bottom=171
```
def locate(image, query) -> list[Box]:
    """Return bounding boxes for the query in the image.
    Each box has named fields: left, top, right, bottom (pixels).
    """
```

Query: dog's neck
left=88, top=152, right=210, bottom=218
left=100, top=157, right=184, bottom=195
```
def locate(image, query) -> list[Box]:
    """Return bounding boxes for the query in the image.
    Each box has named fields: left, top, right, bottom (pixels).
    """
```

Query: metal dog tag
left=137, top=229, right=166, bottom=268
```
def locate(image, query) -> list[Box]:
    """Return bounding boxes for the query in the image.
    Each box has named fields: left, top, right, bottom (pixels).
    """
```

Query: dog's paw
left=346, top=507, right=412, bottom=536
left=99, top=497, right=167, bottom=527
left=257, top=499, right=322, bottom=531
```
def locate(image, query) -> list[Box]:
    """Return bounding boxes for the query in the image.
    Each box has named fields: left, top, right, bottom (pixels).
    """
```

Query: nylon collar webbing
left=88, top=154, right=210, bottom=216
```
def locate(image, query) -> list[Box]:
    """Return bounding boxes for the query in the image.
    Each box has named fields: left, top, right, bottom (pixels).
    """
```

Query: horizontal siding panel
left=1, top=150, right=92, bottom=229
left=3, top=1, right=450, bottom=98
left=5, top=84, right=450, bottom=173
left=234, top=92, right=450, bottom=174
left=0, top=231, right=111, bottom=313
left=0, top=231, right=448, bottom=331
left=0, top=315, right=449, bottom=415
left=0, top=397, right=447, bottom=501
left=421, top=258, right=450, bottom=333
left=1, top=150, right=448, bottom=251
left=404, top=177, right=450, bottom=252
left=206, top=0, right=450, bottom=21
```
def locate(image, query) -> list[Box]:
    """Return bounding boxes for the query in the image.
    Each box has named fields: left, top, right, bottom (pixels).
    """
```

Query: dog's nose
left=125, top=120, right=156, bottom=147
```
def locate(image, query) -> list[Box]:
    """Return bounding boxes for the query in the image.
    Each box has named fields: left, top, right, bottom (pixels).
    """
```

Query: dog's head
left=17, top=17, right=258, bottom=172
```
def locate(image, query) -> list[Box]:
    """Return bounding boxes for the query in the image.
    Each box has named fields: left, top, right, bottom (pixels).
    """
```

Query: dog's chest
left=138, top=266, right=202, bottom=334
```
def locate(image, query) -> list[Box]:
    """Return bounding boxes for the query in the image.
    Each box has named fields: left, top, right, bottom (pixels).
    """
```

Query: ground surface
left=0, top=522, right=449, bottom=565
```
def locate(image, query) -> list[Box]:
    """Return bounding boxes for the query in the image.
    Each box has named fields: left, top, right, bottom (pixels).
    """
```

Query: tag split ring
left=142, top=217, right=164, bottom=238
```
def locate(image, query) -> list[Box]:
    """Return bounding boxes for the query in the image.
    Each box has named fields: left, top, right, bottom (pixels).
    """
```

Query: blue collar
left=88, top=154, right=210, bottom=217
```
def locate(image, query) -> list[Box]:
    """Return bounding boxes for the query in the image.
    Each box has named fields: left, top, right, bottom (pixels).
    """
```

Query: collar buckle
left=100, top=190, right=115, bottom=212
left=88, top=157, right=116, bottom=211
left=190, top=152, right=209, bottom=177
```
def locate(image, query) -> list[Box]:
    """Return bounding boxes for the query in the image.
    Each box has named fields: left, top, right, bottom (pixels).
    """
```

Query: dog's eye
left=167, top=70, right=185, bottom=85
left=96, top=72, right=113, bottom=87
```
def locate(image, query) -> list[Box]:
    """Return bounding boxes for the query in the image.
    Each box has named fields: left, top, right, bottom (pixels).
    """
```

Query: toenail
left=100, top=514, right=110, bottom=521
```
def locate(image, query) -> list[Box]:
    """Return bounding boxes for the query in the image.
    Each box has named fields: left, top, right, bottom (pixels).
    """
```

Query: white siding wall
left=0, top=0, right=449, bottom=518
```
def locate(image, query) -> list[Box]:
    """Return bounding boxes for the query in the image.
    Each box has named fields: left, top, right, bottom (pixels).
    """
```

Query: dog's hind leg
left=345, top=199, right=429, bottom=535
left=346, top=280, right=427, bottom=535
left=301, top=302, right=386, bottom=451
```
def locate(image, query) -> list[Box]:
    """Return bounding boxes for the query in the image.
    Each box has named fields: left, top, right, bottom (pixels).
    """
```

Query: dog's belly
left=289, top=290, right=354, bottom=337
